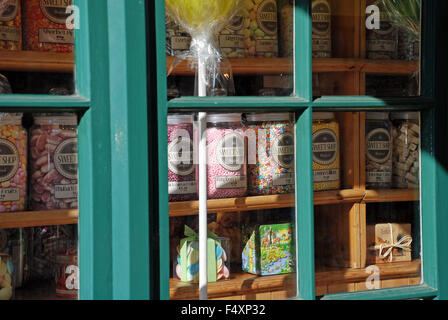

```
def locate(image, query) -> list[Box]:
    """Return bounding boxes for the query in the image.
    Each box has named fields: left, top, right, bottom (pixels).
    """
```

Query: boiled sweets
left=30, top=114, right=78, bottom=210
left=0, top=0, right=21, bottom=51
left=0, top=113, right=27, bottom=212
left=22, top=0, right=74, bottom=52
left=218, top=8, right=246, bottom=58
left=245, top=0, right=278, bottom=58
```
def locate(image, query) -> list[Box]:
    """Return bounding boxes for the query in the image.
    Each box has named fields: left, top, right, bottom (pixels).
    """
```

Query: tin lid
left=390, top=112, right=419, bottom=120
left=246, top=112, right=291, bottom=122
left=312, top=112, right=335, bottom=120
left=207, top=113, right=242, bottom=123
left=366, top=112, right=389, bottom=120
left=167, top=113, right=193, bottom=125
left=34, top=113, right=78, bottom=126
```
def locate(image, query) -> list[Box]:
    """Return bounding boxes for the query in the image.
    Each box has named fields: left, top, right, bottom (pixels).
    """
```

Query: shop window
left=1, top=0, right=79, bottom=300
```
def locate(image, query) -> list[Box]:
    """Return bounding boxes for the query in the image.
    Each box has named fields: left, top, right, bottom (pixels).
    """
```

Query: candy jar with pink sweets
left=30, top=114, right=78, bottom=210
left=206, top=113, right=247, bottom=199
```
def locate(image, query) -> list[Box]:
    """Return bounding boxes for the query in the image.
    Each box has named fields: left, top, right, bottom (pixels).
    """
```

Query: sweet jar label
left=216, top=175, right=247, bottom=189
left=0, top=0, right=18, bottom=22
left=0, top=25, right=20, bottom=42
left=256, top=0, right=278, bottom=36
left=39, top=0, right=73, bottom=25
left=367, top=171, right=392, bottom=183
left=0, top=188, right=19, bottom=201
left=219, top=34, right=244, bottom=49
left=39, top=28, right=74, bottom=44
left=366, top=128, right=391, bottom=164
left=168, top=181, right=196, bottom=195
left=255, top=39, right=278, bottom=53
left=54, top=138, right=78, bottom=180
left=314, top=169, right=339, bottom=182
left=0, top=138, right=19, bottom=183
left=272, top=133, right=294, bottom=169
left=168, top=137, right=194, bottom=176
left=273, top=172, right=294, bottom=186
left=312, top=0, right=331, bottom=37
left=216, top=133, right=245, bottom=172
left=312, top=128, right=338, bottom=166
left=170, top=36, right=191, bottom=50
left=55, top=184, right=77, bottom=199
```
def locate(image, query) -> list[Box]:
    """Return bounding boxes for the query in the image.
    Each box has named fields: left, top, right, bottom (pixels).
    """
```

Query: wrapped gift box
left=367, top=223, right=412, bottom=264
left=174, top=226, right=230, bottom=283
left=242, top=223, right=295, bottom=276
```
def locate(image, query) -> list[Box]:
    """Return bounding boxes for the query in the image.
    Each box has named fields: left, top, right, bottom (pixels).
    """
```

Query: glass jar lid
left=390, top=112, right=419, bottom=120
left=313, top=112, right=335, bottom=120
left=246, top=112, right=291, bottom=122
left=207, top=113, right=242, bottom=123
left=0, top=113, right=22, bottom=125
left=34, top=113, right=78, bottom=126
left=167, top=113, right=193, bottom=125
left=366, top=112, right=389, bottom=120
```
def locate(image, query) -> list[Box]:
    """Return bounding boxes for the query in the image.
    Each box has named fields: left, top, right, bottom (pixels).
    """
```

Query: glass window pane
left=0, top=0, right=75, bottom=95
left=0, top=112, right=80, bottom=300
left=168, top=112, right=298, bottom=300
left=314, top=111, right=422, bottom=297
left=165, top=0, right=295, bottom=98
left=312, top=0, right=421, bottom=97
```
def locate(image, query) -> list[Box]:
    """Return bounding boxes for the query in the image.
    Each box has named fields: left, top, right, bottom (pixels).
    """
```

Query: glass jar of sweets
left=168, top=114, right=197, bottom=202
left=30, top=113, right=78, bottom=210
left=206, top=114, right=247, bottom=199
left=366, top=112, right=393, bottom=189
left=312, top=112, right=340, bottom=191
left=391, top=112, right=420, bottom=189
left=245, top=113, right=294, bottom=195
left=0, top=113, right=27, bottom=212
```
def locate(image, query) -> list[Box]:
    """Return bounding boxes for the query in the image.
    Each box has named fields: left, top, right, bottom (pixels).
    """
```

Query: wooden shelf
left=170, top=259, right=421, bottom=299
left=0, top=209, right=79, bottom=229
left=14, top=280, right=75, bottom=300
left=167, top=56, right=418, bottom=76
left=0, top=50, right=74, bottom=73
left=363, top=189, right=419, bottom=203
left=0, top=52, right=416, bottom=76
left=169, top=188, right=419, bottom=216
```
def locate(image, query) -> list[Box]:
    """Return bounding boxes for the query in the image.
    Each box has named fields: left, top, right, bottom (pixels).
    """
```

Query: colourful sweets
left=168, top=114, right=197, bottom=202
left=0, top=113, right=27, bottom=213
left=206, top=114, right=247, bottom=199
left=0, top=0, right=21, bottom=51
left=30, top=114, right=78, bottom=210
left=245, top=113, right=294, bottom=195
left=22, top=0, right=74, bottom=52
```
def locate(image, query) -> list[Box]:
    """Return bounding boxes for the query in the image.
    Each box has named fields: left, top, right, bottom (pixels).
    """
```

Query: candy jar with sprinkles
left=312, top=112, right=340, bottom=191
left=245, top=113, right=295, bottom=195
left=206, top=113, right=247, bottom=199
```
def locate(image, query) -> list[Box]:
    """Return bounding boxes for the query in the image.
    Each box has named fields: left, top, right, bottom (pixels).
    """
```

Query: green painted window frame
left=0, top=0, right=150, bottom=300
left=150, top=0, right=448, bottom=300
